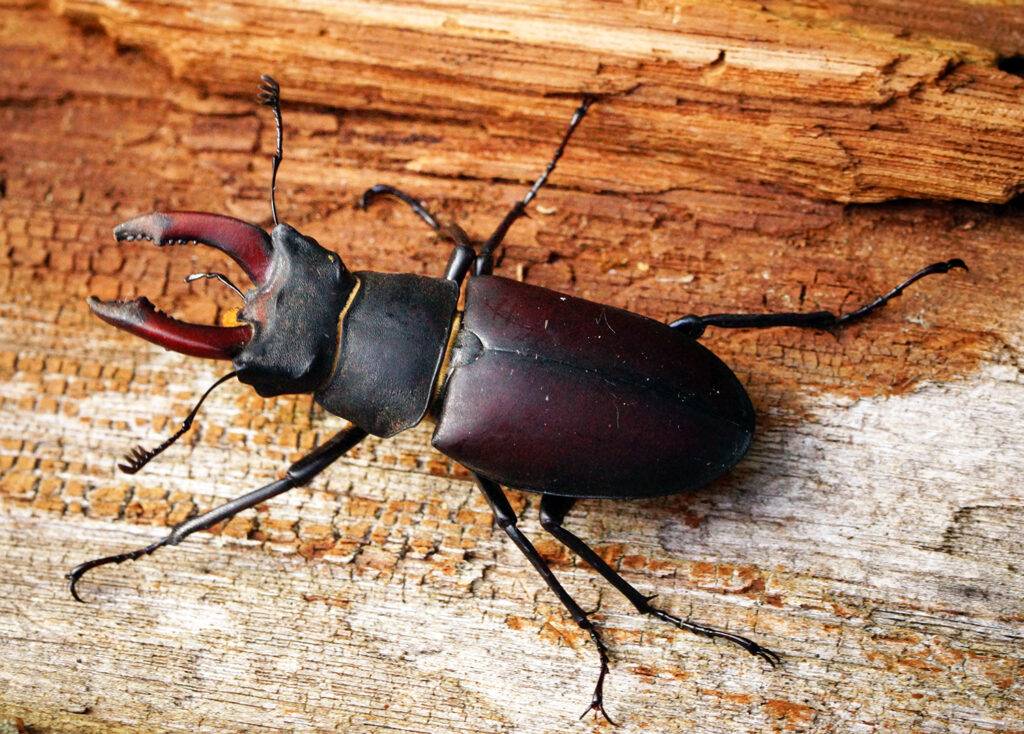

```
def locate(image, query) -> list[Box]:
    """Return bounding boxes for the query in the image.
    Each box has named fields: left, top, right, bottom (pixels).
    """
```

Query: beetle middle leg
left=539, top=494, right=781, bottom=666
left=362, top=97, right=596, bottom=279
left=475, top=96, right=596, bottom=276
left=473, top=472, right=616, bottom=724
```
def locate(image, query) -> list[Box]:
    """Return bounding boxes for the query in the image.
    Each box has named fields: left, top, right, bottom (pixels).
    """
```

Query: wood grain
left=1, top=2, right=1022, bottom=733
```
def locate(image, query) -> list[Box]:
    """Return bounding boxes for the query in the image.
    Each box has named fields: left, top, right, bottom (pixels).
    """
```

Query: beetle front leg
left=359, top=184, right=477, bottom=283
left=472, top=473, right=616, bottom=724
left=539, top=494, right=781, bottom=667
left=68, top=424, right=369, bottom=602
left=359, top=184, right=443, bottom=232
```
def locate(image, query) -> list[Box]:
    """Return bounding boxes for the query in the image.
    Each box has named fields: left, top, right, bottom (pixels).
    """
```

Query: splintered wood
left=1, top=2, right=1022, bottom=733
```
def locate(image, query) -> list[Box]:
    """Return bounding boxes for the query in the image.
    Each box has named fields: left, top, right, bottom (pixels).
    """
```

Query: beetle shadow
left=587, top=404, right=813, bottom=571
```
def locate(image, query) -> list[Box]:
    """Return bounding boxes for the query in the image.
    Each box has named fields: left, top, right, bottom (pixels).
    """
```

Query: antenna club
left=257, top=75, right=284, bottom=226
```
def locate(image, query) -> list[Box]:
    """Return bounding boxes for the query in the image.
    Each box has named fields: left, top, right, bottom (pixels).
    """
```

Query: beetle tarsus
left=578, top=624, right=617, bottom=725
left=67, top=537, right=171, bottom=603
left=473, top=473, right=620, bottom=719
left=478, top=96, right=596, bottom=270
left=359, top=184, right=443, bottom=233
left=831, top=257, right=967, bottom=328
left=538, top=494, right=780, bottom=668
left=361, top=96, right=595, bottom=280
left=646, top=607, right=781, bottom=667
left=360, top=184, right=477, bottom=273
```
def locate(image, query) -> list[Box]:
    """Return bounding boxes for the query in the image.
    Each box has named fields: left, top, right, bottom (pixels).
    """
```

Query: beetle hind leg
left=539, top=494, right=781, bottom=667
left=473, top=472, right=616, bottom=724
left=671, top=258, right=967, bottom=338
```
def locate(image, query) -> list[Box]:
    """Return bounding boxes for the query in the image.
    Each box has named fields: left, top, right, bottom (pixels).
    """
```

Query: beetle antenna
left=119, top=371, right=238, bottom=475
left=257, top=75, right=283, bottom=225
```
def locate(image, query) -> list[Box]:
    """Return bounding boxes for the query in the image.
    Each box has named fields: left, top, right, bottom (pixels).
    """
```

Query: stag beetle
left=70, top=76, right=966, bottom=721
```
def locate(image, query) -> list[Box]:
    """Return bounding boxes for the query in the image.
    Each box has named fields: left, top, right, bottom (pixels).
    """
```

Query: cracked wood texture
left=1, top=1, right=1023, bottom=732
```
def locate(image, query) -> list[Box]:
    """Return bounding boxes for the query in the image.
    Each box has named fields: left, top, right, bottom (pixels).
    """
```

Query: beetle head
left=89, top=77, right=357, bottom=398
left=89, top=212, right=356, bottom=397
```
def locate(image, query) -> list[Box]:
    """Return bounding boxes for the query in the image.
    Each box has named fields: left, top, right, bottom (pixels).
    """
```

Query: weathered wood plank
left=1, top=2, right=1022, bottom=733
left=51, top=0, right=1024, bottom=203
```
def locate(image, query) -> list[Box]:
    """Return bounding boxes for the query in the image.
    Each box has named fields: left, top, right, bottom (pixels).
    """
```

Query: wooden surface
left=1, top=1, right=1023, bottom=732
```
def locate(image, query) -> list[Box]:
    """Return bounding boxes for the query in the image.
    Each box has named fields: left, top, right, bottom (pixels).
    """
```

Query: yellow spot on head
left=221, top=307, right=243, bottom=327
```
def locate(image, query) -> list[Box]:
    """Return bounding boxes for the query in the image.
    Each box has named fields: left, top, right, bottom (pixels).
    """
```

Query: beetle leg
left=363, top=97, right=596, bottom=278
left=476, top=96, right=596, bottom=276
left=539, top=494, right=782, bottom=667
left=670, top=258, right=968, bottom=337
left=360, top=184, right=443, bottom=232
left=472, top=473, right=616, bottom=724
left=360, top=184, right=477, bottom=283
left=67, top=424, right=368, bottom=602
left=442, top=237, right=476, bottom=283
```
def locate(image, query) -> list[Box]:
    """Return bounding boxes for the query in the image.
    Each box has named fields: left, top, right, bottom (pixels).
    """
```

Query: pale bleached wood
left=1, top=2, right=1023, bottom=733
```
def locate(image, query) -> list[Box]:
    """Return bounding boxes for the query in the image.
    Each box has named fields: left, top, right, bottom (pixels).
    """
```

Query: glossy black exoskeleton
left=71, top=76, right=966, bottom=721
